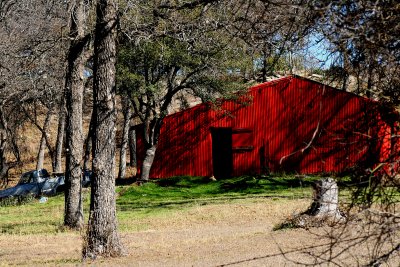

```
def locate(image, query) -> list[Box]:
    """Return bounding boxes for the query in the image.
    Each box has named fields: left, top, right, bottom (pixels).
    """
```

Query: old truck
left=0, top=169, right=64, bottom=199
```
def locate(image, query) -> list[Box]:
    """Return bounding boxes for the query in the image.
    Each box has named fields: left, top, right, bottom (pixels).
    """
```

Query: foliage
left=117, top=33, right=252, bottom=112
left=117, top=2, right=256, bottom=181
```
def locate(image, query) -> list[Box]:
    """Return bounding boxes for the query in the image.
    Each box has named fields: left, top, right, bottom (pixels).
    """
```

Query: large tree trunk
left=117, top=99, right=131, bottom=179
left=309, top=178, right=343, bottom=219
left=54, top=100, right=65, bottom=173
left=83, top=0, right=123, bottom=258
left=138, top=117, right=162, bottom=183
left=279, top=177, right=344, bottom=229
left=64, top=0, right=88, bottom=230
left=128, top=127, right=136, bottom=169
left=139, top=144, right=157, bottom=183
left=36, top=110, right=52, bottom=170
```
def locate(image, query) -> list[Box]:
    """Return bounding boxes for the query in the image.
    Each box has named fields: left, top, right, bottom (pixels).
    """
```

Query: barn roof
left=164, top=75, right=377, bottom=121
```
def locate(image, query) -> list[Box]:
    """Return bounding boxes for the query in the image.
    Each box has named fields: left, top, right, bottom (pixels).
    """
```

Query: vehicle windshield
left=18, top=173, right=32, bottom=184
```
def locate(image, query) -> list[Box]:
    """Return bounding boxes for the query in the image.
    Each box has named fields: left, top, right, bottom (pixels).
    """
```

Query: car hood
left=0, top=176, right=65, bottom=199
left=0, top=184, right=39, bottom=199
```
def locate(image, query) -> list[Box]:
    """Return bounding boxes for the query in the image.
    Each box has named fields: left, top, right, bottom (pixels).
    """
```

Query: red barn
left=135, top=75, right=399, bottom=179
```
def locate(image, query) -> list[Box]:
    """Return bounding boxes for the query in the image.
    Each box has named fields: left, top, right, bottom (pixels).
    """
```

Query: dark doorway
left=211, top=128, right=233, bottom=179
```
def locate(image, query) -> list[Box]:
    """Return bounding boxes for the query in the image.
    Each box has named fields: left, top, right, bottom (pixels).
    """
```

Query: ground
left=1, top=174, right=399, bottom=266
left=1, top=197, right=398, bottom=266
left=0, top=198, right=309, bottom=266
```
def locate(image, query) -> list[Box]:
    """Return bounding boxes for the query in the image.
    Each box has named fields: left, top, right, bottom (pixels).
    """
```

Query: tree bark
left=36, top=110, right=52, bottom=170
left=139, top=144, right=157, bottom=183
left=83, top=0, right=124, bottom=258
left=54, top=99, right=65, bottom=173
left=309, top=177, right=343, bottom=220
left=262, top=52, right=267, bottom=82
left=83, top=113, right=93, bottom=171
left=0, top=106, right=9, bottom=187
left=64, top=0, right=88, bottom=230
left=128, top=127, right=136, bottom=168
left=280, top=177, right=345, bottom=229
left=117, top=99, right=131, bottom=179
left=138, top=116, right=162, bottom=183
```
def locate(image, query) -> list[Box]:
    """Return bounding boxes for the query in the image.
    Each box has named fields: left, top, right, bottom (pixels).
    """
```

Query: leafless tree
left=35, top=108, right=53, bottom=170
left=0, top=94, right=21, bottom=186
left=64, top=0, right=93, bottom=230
left=54, top=96, right=66, bottom=173
left=305, top=1, right=399, bottom=99
left=117, top=97, right=132, bottom=179
left=83, top=0, right=124, bottom=258
left=0, top=0, right=67, bottom=183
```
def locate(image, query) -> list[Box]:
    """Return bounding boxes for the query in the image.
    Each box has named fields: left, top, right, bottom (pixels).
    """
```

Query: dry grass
left=0, top=198, right=312, bottom=266
left=2, top=198, right=398, bottom=266
left=2, top=197, right=400, bottom=266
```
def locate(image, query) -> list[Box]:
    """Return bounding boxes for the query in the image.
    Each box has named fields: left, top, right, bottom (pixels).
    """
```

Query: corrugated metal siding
left=135, top=76, right=396, bottom=178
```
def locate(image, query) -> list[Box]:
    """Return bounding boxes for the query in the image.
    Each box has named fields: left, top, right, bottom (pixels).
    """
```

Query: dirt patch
left=0, top=198, right=398, bottom=266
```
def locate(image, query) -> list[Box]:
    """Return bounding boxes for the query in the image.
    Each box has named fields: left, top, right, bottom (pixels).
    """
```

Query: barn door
left=211, top=128, right=233, bottom=179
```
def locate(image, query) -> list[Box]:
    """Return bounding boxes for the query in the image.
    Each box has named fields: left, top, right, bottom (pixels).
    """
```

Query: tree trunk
left=128, top=127, right=136, bottom=168
left=83, top=0, right=123, bottom=258
left=36, top=110, right=52, bottom=170
left=136, top=114, right=164, bottom=183
left=262, top=49, right=267, bottom=82
left=139, top=144, right=157, bottom=183
left=278, top=177, right=345, bottom=229
left=309, top=178, right=343, bottom=220
left=0, top=107, right=9, bottom=187
left=83, top=115, right=93, bottom=171
left=138, top=116, right=163, bottom=183
left=54, top=100, right=65, bottom=173
left=0, top=157, right=9, bottom=187
left=117, top=100, right=131, bottom=179
left=64, top=0, right=88, bottom=230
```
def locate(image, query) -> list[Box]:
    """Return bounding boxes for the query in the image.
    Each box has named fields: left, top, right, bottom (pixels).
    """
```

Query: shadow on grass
left=116, top=177, right=137, bottom=186
left=116, top=175, right=318, bottom=212
left=156, top=175, right=318, bottom=191
left=155, top=176, right=213, bottom=187
left=218, top=176, right=317, bottom=192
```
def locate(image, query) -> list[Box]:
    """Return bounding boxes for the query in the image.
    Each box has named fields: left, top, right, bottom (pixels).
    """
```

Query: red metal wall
left=135, top=76, right=397, bottom=178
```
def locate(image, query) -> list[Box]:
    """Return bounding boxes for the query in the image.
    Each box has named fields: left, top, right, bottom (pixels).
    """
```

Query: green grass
left=0, top=175, right=320, bottom=235
left=115, top=175, right=320, bottom=231
left=116, top=175, right=317, bottom=210
left=1, top=174, right=397, bottom=236
left=0, top=194, right=67, bottom=235
left=0, top=189, right=91, bottom=235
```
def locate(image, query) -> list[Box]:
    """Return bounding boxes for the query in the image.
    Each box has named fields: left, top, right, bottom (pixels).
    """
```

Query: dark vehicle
left=82, top=169, right=92, bottom=187
left=0, top=169, right=65, bottom=199
left=0, top=168, right=93, bottom=200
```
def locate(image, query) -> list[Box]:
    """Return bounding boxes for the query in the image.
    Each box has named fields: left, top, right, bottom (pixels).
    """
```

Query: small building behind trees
left=135, top=76, right=399, bottom=179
